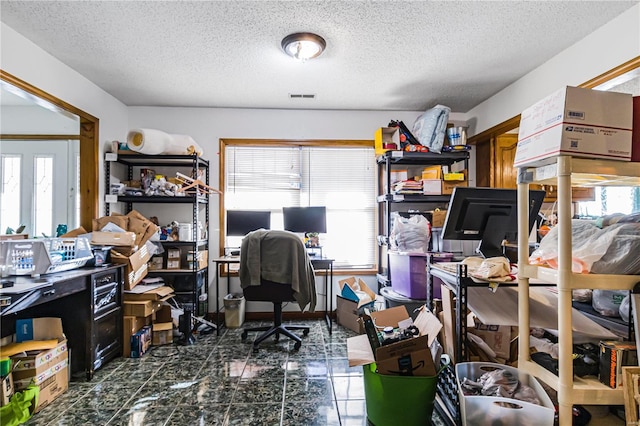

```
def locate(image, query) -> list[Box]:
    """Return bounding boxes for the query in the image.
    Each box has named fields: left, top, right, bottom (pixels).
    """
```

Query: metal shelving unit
left=376, top=150, right=470, bottom=290
left=105, top=152, right=210, bottom=316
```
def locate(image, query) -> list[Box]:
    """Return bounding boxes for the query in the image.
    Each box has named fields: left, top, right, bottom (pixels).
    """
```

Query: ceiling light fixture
left=281, top=32, right=326, bottom=61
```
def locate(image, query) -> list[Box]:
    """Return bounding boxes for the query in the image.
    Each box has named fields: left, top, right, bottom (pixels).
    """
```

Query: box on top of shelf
left=514, top=86, right=633, bottom=168
left=389, top=252, right=428, bottom=299
left=375, top=127, right=400, bottom=155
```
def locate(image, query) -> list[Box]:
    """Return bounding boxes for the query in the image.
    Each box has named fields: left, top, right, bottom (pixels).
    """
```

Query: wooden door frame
left=0, top=70, right=99, bottom=231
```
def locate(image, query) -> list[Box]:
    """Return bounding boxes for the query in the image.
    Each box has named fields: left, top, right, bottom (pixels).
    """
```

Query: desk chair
left=239, top=230, right=316, bottom=351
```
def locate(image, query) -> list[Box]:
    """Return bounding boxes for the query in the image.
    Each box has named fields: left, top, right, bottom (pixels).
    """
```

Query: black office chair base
left=241, top=301, right=309, bottom=351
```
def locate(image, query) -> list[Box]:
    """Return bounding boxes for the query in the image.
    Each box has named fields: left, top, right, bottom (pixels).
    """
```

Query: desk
left=211, top=257, right=335, bottom=334
left=1, top=265, right=124, bottom=380
left=310, top=258, right=334, bottom=334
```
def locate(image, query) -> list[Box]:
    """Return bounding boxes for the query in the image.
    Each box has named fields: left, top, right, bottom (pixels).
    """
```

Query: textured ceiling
left=1, top=1, right=637, bottom=112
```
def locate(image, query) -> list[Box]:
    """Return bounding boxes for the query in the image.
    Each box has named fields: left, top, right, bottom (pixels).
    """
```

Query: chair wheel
left=303, top=329, right=309, bottom=336
left=293, top=341, right=301, bottom=351
left=252, top=346, right=259, bottom=353
left=274, top=334, right=280, bottom=341
left=241, top=331, right=248, bottom=340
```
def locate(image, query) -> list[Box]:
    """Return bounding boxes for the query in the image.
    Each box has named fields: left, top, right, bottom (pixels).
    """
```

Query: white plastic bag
left=389, top=213, right=430, bottom=253
left=592, top=289, right=628, bottom=317
left=529, top=220, right=622, bottom=273
left=412, top=105, right=451, bottom=154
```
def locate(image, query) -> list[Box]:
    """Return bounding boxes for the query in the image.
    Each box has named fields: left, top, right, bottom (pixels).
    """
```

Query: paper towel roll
left=127, top=128, right=204, bottom=156
left=127, top=128, right=171, bottom=155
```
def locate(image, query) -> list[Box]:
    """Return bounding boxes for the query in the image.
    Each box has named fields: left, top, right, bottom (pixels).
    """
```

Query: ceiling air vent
left=289, top=93, right=316, bottom=99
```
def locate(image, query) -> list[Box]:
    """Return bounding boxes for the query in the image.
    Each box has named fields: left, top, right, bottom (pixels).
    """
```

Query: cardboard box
left=166, top=248, right=181, bottom=258
left=11, top=319, right=69, bottom=414
left=152, top=322, right=173, bottom=346
left=336, top=278, right=377, bottom=333
left=124, top=286, right=174, bottom=302
left=12, top=342, right=67, bottom=381
left=421, top=165, right=442, bottom=180
left=468, top=319, right=514, bottom=360
left=10, top=318, right=68, bottom=383
left=16, top=364, right=68, bottom=414
left=149, top=256, right=164, bottom=270
left=91, top=231, right=137, bottom=247
left=154, top=304, right=173, bottom=323
left=441, top=170, right=468, bottom=195
left=166, top=258, right=181, bottom=269
left=599, top=340, right=638, bottom=388
left=123, top=300, right=163, bottom=317
left=514, top=86, right=633, bottom=168
left=375, top=127, right=400, bottom=155
left=123, top=315, right=151, bottom=358
left=422, top=179, right=442, bottom=195
left=130, top=326, right=152, bottom=358
left=187, top=250, right=208, bottom=270
left=346, top=306, right=443, bottom=377
left=111, top=245, right=150, bottom=290
left=336, top=295, right=365, bottom=334
left=390, top=170, right=408, bottom=185
left=430, top=209, right=447, bottom=228
left=0, top=374, right=13, bottom=406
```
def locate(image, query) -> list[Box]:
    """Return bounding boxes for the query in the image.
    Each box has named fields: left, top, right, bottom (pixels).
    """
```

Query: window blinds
left=225, top=144, right=375, bottom=268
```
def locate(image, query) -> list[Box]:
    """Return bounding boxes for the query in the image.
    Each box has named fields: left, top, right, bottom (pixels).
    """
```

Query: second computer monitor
left=283, top=206, right=327, bottom=234
left=226, top=210, right=271, bottom=236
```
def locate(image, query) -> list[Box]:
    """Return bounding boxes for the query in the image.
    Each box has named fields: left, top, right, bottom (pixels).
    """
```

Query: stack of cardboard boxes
left=0, top=318, right=69, bottom=413
left=123, top=286, right=176, bottom=357
left=89, top=210, right=159, bottom=290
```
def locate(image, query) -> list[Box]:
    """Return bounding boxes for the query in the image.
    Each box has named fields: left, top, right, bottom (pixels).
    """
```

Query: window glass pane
left=1, top=155, right=21, bottom=233
left=224, top=143, right=375, bottom=268
left=34, top=156, right=54, bottom=237
left=577, top=187, right=638, bottom=217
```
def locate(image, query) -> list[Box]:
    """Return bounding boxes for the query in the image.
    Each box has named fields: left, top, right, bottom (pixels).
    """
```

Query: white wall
left=466, top=3, right=640, bottom=136
left=1, top=23, right=130, bottom=201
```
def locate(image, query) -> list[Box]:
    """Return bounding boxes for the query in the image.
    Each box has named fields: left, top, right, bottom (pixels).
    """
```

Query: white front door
left=0, top=139, right=79, bottom=237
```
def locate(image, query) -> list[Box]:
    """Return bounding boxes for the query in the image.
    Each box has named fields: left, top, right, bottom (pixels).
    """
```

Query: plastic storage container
left=389, top=252, right=427, bottom=299
left=455, top=362, right=554, bottom=426
left=363, top=362, right=439, bottom=426
left=0, top=237, right=93, bottom=276
left=224, top=293, right=246, bottom=328
left=380, top=286, right=425, bottom=320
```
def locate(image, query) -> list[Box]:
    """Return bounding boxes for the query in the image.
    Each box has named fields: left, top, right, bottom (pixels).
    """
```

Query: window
left=223, top=141, right=376, bottom=269
left=577, top=187, right=640, bottom=217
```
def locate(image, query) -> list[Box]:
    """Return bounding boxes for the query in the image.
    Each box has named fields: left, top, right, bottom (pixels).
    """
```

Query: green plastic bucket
left=363, top=362, right=440, bottom=426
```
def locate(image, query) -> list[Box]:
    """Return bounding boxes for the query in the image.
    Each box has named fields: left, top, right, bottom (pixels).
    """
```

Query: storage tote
left=363, top=362, right=439, bottom=426
left=389, top=252, right=427, bottom=299
left=455, top=362, right=554, bottom=426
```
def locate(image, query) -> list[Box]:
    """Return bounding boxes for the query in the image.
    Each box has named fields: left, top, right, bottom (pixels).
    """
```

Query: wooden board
left=623, top=366, right=640, bottom=425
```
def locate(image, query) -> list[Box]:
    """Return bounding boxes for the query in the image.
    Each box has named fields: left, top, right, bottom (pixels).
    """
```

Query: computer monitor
left=283, top=206, right=327, bottom=234
left=226, top=210, right=271, bottom=236
left=442, top=187, right=546, bottom=258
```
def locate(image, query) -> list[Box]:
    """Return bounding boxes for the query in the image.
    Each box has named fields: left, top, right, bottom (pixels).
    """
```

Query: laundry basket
left=0, top=237, right=93, bottom=276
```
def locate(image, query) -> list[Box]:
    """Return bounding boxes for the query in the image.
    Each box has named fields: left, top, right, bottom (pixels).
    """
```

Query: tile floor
left=23, top=320, right=446, bottom=426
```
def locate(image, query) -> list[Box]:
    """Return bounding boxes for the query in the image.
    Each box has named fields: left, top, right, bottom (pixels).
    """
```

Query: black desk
left=310, top=258, right=334, bottom=334
left=0, top=265, right=124, bottom=380
left=211, top=257, right=335, bottom=334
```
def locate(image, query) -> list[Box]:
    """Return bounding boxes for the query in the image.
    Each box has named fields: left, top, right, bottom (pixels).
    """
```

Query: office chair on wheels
left=239, top=229, right=317, bottom=351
